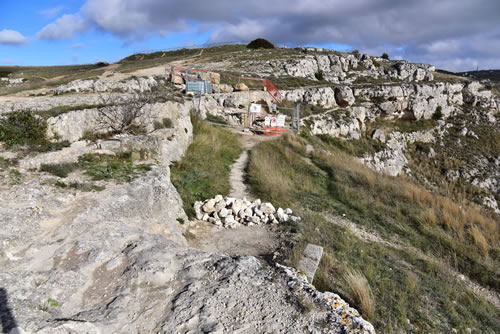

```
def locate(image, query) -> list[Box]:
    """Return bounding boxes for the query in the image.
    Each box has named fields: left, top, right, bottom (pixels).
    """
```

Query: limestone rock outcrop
left=54, top=76, right=158, bottom=95
left=238, top=53, right=434, bottom=84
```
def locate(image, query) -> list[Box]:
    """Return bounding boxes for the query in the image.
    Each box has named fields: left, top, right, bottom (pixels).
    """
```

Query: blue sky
left=1, top=1, right=499, bottom=71
left=0, top=1, right=213, bottom=65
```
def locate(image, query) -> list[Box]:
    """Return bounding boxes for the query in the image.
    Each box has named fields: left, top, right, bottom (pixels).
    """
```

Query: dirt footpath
left=188, top=131, right=281, bottom=261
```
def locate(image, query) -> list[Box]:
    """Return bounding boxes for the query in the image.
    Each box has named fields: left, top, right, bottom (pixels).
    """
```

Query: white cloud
left=0, top=29, right=29, bottom=45
left=69, top=43, right=85, bottom=49
left=424, top=40, right=460, bottom=54
left=39, top=0, right=500, bottom=70
left=37, top=14, right=88, bottom=40
left=40, top=6, right=64, bottom=18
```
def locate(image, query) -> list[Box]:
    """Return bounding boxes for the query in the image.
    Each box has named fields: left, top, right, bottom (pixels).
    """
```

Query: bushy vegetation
left=247, top=133, right=500, bottom=333
left=314, top=70, right=325, bottom=81
left=171, top=115, right=242, bottom=217
left=371, top=118, right=437, bottom=133
left=269, top=76, right=327, bottom=90
left=0, top=110, right=48, bottom=147
left=40, top=152, right=153, bottom=184
left=153, top=117, right=173, bottom=130
left=0, top=110, right=72, bottom=152
left=247, top=38, right=275, bottom=49
left=0, top=69, right=13, bottom=78
left=381, top=53, right=390, bottom=60
left=40, top=163, right=76, bottom=178
left=432, top=106, right=443, bottom=120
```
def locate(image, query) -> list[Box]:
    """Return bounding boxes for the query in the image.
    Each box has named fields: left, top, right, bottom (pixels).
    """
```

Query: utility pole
left=294, top=103, right=301, bottom=133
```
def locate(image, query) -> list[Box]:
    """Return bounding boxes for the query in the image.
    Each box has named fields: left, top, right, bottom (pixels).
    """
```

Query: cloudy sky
left=1, top=0, right=499, bottom=71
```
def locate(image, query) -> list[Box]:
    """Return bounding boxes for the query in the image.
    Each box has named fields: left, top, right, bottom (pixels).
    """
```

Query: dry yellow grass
left=420, top=208, right=438, bottom=226
left=313, top=149, right=377, bottom=189
left=469, top=226, right=489, bottom=257
left=248, top=133, right=500, bottom=332
left=438, top=196, right=466, bottom=239
left=248, top=146, right=294, bottom=198
left=313, top=144, right=499, bottom=247
left=403, top=183, right=435, bottom=207
left=344, top=269, right=375, bottom=321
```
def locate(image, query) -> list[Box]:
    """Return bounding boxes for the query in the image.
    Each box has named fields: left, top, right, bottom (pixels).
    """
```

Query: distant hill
left=456, top=69, right=500, bottom=82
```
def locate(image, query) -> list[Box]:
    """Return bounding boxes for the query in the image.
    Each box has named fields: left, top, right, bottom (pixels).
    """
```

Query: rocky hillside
left=193, top=47, right=499, bottom=215
left=0, top=44, right=499, bottom=333
left=0, top=78, right=374, bottom=333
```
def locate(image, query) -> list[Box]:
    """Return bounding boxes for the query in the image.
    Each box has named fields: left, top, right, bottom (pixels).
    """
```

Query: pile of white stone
left=194, top=195, right=300, bottom=228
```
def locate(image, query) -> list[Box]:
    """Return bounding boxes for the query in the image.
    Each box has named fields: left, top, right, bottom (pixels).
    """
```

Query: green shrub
left=68, top=182, right=105, bottom=192
left=0, top=110, right=48, bottom=147
left=432, top=106, right=443, bottom=120
left=153, top=117, right=174, bottom=130
left=0, top=157, right=10, bottom=170
left=206, top=114, right=227, bottom=124
left=36, top=140, right=71, bottom=152
left=352, top=49, right=360, bottom=56
left=315, top=70, right=325, bottom=81
left=78, top=153, right=152, bottom=182
left=81, top=130, right=113, bottom=142
left=40, top=163, right=77, bottom=178
left=162, top=117, right=173, bottom=128
left=372, top=59, right=381, bottom=68
left=0, top=70, right=13, bottom=78
left=247, top=38, right=275, bottom=49
left=381, top=53, right=390, bottom=60
left=8, top=168, right=22, bottom=185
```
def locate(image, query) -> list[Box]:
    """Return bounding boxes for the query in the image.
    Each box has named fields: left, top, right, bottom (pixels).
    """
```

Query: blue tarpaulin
left=186, top=80, right=212, bottom=94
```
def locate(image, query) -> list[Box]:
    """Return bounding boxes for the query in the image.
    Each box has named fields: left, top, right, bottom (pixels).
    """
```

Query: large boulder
left=234, top=83, right=249, bottom=92
left=334, top=86, right=355, bottom=107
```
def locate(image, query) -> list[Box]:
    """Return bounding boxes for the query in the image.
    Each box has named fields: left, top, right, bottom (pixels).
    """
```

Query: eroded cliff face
left=0, top=100, right=196, bottom=332
left=237, top=52, right=434, bottom=84
left=197, top=66, right=498, bottom=214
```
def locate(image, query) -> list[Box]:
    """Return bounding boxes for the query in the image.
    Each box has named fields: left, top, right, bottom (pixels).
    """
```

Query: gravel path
left=229, top=133, right=274, bottom=200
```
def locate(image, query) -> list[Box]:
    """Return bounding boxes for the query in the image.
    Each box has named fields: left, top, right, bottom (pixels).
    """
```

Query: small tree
left=315, top=70, right=325, bottom=81
left=381, top=53, right=390, bottom=60
left=352, top=49, right=360, bottom=56
left=432, top=106, right=443, bottom=120
left=247, top=38, right=275, bottom=49
left=96, top=86, right=163, bottom=135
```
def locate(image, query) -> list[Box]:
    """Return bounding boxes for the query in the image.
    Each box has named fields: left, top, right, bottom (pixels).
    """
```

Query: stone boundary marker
left=298, top=243, right=323, bottom=283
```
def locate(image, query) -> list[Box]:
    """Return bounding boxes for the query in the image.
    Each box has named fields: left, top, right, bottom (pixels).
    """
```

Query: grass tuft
left=344, top=269, right=375, bottom=321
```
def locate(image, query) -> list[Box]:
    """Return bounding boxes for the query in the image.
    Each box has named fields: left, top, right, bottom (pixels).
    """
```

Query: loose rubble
left=194, top=195, right=300, bottom=228
left=278, top=264, right=376, bottom=334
